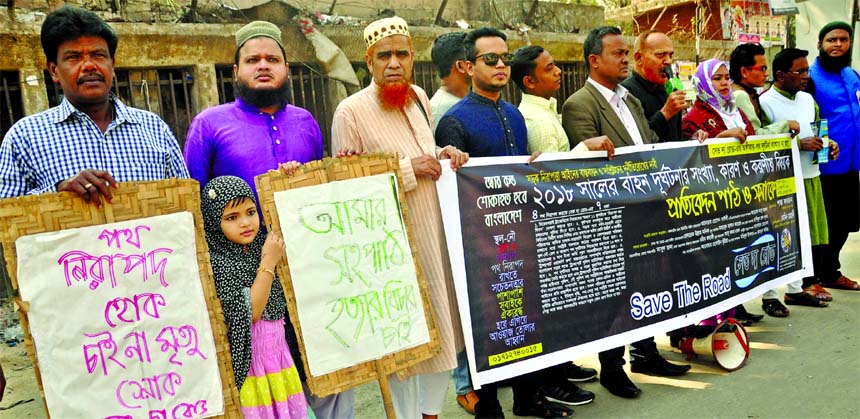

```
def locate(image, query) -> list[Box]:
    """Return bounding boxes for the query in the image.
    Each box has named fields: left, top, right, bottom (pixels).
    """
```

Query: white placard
left=16, top=212, right=223, bottom=418
left=275, top=173, right=430, bottom=376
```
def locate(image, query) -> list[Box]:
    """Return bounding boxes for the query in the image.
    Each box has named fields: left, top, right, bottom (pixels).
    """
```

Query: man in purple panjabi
left=183, top=21, right=323, bottom=203
left=183, top=21, right=355, bottom=419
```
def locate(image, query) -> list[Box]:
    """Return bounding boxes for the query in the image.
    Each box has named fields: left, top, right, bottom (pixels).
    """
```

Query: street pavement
left=353, top=232, right=860, bottom=418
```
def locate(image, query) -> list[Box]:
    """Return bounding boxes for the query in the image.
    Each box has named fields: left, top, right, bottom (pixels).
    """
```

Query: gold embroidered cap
left=363, top=16, right=410, bottom=49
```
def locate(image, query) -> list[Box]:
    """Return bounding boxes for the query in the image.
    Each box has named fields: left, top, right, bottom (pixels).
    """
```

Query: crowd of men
left=0, top=4, right=858, bottom=418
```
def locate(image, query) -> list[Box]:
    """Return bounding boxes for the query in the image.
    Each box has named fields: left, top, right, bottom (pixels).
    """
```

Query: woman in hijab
left=682, top=58, right=755, bottom=141
left=680, top=59, right=765, bottom=327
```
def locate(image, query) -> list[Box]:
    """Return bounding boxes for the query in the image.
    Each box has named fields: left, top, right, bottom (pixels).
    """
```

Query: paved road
left=354, top=232, right=860, bottom=418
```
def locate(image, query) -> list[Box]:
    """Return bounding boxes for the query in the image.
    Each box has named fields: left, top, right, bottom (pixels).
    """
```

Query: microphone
left=664, top=65, right=684, bottom=94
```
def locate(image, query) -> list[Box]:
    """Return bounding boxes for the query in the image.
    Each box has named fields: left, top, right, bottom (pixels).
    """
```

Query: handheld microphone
left=664, top=65, right=684, bottom=94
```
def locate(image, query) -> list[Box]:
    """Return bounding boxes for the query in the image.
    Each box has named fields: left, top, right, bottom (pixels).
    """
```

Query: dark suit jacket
left=561, top=81, right=659, bottom=148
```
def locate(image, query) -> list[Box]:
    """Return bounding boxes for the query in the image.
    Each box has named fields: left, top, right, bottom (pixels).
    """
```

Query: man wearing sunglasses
left=437, top=27, right=580, bottom=419
left=436, top=27, right=528, bottom=159
left=729, top=43, right=798, bottom=139
left=760, top=48, right=837, bottom=313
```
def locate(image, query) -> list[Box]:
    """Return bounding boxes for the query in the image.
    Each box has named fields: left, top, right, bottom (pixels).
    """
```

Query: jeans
left=452, top=350, right=472, bottom=395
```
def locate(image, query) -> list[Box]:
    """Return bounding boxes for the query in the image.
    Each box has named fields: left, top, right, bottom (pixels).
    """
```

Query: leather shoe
left=600, top=370, right=641, bottom=398
left=631, top=354, right=691, bottom=376
left=734, top=304, right=764, bottom=323
left=474, top=400, right=505, bottom=419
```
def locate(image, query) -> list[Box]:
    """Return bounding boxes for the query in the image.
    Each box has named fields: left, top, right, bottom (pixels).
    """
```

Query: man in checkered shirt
left=0, top=5, right=188, bottom=205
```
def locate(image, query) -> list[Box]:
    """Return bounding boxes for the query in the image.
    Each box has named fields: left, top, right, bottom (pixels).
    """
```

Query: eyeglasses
left=474, top=52, right=514, bottom=66
left=785, top=68, right=810, bottom=76
left=747, top=65, right=768, bottom=72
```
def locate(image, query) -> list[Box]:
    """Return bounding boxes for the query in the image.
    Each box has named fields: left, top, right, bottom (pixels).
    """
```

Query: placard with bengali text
left=436, top=136, right=812, bottom=387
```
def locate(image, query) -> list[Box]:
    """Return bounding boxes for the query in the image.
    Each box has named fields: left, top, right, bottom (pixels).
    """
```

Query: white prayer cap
left=363, top=16, right=410, bottom=49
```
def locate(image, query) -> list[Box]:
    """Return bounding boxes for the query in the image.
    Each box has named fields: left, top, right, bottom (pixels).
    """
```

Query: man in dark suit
left=562, top=27, right=656, bottom=148
left=561, top=26, right=690, bottom=399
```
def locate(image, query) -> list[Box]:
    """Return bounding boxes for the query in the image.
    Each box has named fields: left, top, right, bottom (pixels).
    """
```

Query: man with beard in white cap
left=331, top=15, right=469, bottom=419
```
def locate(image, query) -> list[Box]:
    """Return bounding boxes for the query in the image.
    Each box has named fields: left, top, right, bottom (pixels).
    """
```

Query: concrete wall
left=491, top=0, right=604, bottom=33
left=300, top=0, right=480, bottom=25
left=0, top=17, right=750, bottom=118
left=0, top=21, right=594, bottom=116
left=633, top=0, right=724, bottom=41
left=2, top=0, right=480, bottom=24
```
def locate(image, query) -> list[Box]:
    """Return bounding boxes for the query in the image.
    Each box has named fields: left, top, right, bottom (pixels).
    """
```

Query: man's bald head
left=633, top=30, right=674, bottom=84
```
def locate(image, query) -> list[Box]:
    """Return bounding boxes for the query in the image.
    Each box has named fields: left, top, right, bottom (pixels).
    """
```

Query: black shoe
left=600, top=370, right=641, bottom=399
left=474, top=400, right=505, bottom=419
left=512, top=394, right=573, bottom=418
left=669, top=334, right=682, bottom=349
left=561, top=362, right=598, bottom=382
left=630, top=355, right=691, bottom=377
left=734, top=304, right=764, bottom=323
left=539, top=380, right=595, bottom=406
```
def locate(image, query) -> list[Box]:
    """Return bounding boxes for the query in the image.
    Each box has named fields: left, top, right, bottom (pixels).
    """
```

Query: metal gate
left=216, top=63, right=337, bottom=155
left=0, top=71, right=25, bottom=298
left=0, top=71, right=24, bottom=140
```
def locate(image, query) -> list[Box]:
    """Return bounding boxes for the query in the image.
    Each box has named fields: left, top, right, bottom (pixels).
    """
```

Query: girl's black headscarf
left=200, top=176, right=291, bottom=389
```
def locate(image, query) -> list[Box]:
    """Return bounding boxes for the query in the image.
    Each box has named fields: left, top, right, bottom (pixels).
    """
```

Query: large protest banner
left=255, top=154, right=440, bottom=418
left=436, top=136, right=812, bottom=387
left=0, top=179, right=240, bottom=418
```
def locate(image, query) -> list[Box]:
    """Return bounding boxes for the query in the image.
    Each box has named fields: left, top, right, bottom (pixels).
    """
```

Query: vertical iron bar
left=2, top=77, right=13, bottom=127
left=289, top=65, right=297, bottom=106
left=167, top=72, right=179, bottom=133
left=181, top=70, right=193, bottom=131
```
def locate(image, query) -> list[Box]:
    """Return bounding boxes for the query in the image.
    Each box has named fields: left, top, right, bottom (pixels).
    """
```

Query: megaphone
left=678, top=318, right=750, bottom=371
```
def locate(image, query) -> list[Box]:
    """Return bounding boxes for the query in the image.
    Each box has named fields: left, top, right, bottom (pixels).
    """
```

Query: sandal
left=457, top=390, right=479, bottom=415
left=513, top=394, right=573, bottom=418
left=761, top=298, right=790, bottom=317
left=824, top=275, right=860, bottom=291
left=803, top=284, right=833, bottom=301
left=457, top=390, right=478, bottom=415
left=784, top=292, right=829, bottom=307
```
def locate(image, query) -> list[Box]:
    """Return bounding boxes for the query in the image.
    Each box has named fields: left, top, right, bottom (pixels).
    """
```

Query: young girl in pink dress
left=202, top=175, right=312, bottom=419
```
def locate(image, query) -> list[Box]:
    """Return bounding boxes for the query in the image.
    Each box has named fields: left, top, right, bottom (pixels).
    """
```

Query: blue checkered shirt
left=0, top=96, right=189, bottom=197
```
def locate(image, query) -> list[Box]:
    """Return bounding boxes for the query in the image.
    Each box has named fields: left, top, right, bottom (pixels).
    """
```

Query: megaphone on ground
left=678, top=318, right=750, bottom=371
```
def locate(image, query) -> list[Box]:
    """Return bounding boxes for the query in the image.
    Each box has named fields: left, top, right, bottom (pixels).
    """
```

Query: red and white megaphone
left=679, top=318, right=750, bottom=371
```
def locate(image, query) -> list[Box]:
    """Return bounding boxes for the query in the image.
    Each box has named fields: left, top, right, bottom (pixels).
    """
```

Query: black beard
left=818, top=48, right=853, bottom=72
left=234, top=79, right=290, bottom=109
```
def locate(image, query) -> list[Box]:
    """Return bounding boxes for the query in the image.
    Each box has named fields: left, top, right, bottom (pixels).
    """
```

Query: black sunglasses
left=474, top=52, right=514, bottom=66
